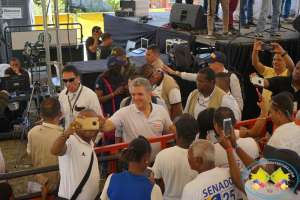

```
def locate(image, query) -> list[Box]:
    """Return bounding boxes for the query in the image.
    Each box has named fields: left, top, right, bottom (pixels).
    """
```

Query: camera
left=252, top=76, right=264, bottom=87
left=22, top=41, right=44, bottom=62
left=76, top=117, right=99, bottom=130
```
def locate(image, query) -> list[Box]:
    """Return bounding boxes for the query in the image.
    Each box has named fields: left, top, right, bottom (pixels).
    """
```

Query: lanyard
left=67, top=85, right=83, bottom=115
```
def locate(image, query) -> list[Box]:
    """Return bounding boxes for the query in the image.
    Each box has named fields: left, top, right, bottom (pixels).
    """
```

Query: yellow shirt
left=260, top=66, right=288, bottom=110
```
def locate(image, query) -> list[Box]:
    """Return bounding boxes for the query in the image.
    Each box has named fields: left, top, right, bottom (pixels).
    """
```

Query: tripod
left=14, top=62, right=45, bottom=168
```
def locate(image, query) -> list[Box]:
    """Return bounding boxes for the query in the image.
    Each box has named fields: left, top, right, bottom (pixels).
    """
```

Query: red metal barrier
left=94, top=134, right=175, bottom=173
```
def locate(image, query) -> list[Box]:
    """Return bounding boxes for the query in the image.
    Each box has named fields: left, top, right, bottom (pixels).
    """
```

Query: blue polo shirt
left=107, top=170, right=154, bottom=200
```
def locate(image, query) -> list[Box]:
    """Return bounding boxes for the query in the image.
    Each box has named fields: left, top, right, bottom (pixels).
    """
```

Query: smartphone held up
left=223, top=118, right=232, bottom=137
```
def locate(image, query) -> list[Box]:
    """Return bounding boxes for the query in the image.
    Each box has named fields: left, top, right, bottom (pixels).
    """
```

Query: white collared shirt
left=59, top=84, right=103, bottom=129
left=268, top=122, right=300, bottom=155
left=183, top=88, right=240, bottom=120
left=109, top=103, right=173, bottom=161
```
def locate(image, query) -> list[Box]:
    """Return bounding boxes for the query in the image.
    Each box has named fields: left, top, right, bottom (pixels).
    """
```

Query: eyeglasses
left=62, top=77, right=76, bottom=83
left=146, top=72, right=153, bottom=80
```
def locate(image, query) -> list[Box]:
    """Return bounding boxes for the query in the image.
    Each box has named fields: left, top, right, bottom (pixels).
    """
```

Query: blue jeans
left=280, top=0, right=292, bottom=19
left=255, top=0, right=283, bottom=34
left=241, top=0, right=254, bottom=24
left=101, top=140, right=115, bottom=170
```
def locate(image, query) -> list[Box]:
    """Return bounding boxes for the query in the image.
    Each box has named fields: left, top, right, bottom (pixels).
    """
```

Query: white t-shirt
left=58, top=134, right=99, bottom=199
left=59, top=84, right=103, bottom=129
left=181, top=167, right=238, bottom=200
left=152, top=146, right=198, bottom=200
left=109, top=103, right=173, bottom=161
left=245, top=181, right=299, bottom=200
left=214, top=135, right=259, bottom=171
left=268, top=122, right=300, bottom=155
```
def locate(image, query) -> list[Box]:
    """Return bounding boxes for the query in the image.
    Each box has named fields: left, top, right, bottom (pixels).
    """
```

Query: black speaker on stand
left=292, top=16, right=300, bottom=33
left=169, top=3, right=207, bottom=30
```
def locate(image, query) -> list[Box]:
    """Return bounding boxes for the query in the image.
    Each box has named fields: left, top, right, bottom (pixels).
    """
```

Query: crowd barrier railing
left=5, top=112, right=299, bottom=200
left=93, top=134, right=175, bottom=173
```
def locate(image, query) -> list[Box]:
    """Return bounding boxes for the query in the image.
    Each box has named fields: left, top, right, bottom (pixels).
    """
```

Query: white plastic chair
left=0, top=64, right=10, bottom=77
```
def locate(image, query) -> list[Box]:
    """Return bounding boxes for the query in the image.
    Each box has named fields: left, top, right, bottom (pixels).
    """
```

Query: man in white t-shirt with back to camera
left=182, top=139, right=238, bottom=200
left=152, top=113, right=198, bottom=200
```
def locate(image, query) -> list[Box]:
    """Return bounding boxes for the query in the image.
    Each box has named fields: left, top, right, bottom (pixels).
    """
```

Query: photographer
left=252, top=38, right=295, bottom=110
left=51, top=109, right=100, bottom=199
left=86, top=26, right=103, bottom=60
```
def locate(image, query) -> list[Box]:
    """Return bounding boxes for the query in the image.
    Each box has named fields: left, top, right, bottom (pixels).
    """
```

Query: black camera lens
left=92, top=121, right=97, bottom=126
left=258, top=80, right=261, bottom=84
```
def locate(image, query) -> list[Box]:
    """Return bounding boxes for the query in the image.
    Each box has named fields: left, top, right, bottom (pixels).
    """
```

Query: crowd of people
left=0, top=29, right=300, bottom=199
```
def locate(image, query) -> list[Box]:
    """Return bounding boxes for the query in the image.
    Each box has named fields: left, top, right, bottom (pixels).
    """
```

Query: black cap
left=263, top=145, right=300, bottom=173
left=174, top=113, right=199, bottom=139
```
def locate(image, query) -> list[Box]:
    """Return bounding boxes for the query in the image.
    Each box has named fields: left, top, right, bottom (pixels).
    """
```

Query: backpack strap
left=124, top=96, right=132, bottom=107
left=151, top=95, right=157, bottom=104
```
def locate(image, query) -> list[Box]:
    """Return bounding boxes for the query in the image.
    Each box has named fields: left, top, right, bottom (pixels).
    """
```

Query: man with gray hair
left=98, top=78, right=176, bottom=162
left=182, top=139, right=238, bottom=200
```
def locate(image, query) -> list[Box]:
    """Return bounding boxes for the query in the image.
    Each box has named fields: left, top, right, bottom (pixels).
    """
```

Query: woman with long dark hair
left=100, top=135, right=163, bottom=200
left=95, top=56, right=129, bottom=180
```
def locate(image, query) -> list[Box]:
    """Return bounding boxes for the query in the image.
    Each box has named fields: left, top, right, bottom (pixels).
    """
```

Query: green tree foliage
left=34, top=0, right=66, bottom=16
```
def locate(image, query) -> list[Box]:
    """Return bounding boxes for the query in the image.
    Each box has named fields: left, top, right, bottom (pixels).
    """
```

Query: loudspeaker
left=292, top=16, right=300, bottom=33
left=169, top=3, right=207, bottom=30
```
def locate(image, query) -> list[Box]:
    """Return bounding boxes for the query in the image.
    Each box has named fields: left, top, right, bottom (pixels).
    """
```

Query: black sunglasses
left=62, top=77, right=76, bottom=83
left=146, top=72, right=153, bottom=80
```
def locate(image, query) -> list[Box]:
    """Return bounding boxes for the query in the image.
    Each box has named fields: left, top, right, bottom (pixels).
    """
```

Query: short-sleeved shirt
left=260, top=66, right=288, bottom=110
left=268, top=122, right=300, bottom=155
left=95, top=76, right=125, bottom=116
left=267, top=75, right=300, bottom=110
left=101, top=170, right=162, bottom=200
left=96, top=45, right=111, bottom=60
left=85, top=37, right=102, bottom=60
left=214, top=136, right=259, bottom=171
left=4, top=67, right=28, bottom=76
left=58, top=134, right=99, bottom=199
left=109, top=103, right=173, bottom=161
left=152, top=146, right=198, bottom=200
left=181, top=167, right=238, bottom=200
left=58, top=84, right=103, bottom=129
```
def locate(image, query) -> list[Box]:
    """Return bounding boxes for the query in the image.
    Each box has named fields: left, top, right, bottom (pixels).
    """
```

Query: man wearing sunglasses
left=58, top=65, right=102, bottom=130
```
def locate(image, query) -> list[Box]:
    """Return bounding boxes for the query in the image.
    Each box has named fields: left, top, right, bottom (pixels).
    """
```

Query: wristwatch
left=175, top=71, right=179, bottom=75
left=281, top=51, right=287, bottom=57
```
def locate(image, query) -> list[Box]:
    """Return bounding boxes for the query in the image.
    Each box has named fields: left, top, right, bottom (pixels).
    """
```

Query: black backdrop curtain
left=216, top=38, right=300, bottom=120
